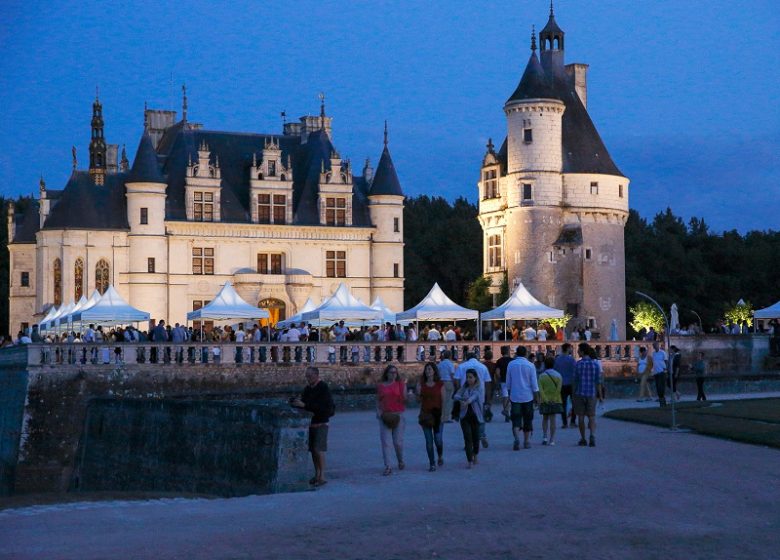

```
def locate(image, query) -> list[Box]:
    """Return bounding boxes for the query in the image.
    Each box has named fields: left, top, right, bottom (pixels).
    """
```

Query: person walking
left=573, top=343, right=603, bottom=447
left=481, top=349, right=497, bottom=422
left=669, top=345, right=682, bottom=401
left=505, top=346, right=539, bottom=450
left=438, top=350, right=456, bottom=422
left=538, top=356, right=563, bottom=445
left=290, top=366, right=334, bottom=487
left=453, top=369, right=484, bottom=469
left=651, top=342, right=668, bottom=407
left=376, top=365, right=406, bottom=476
left=495, top=346, right=514, bottom=422
left=454, top=352, right=491, bottom=447
left=553, top=343, right=576, bottom=428
left=693, top=351, right=708, bottom=401
left=636, top=346, right=654, bottom=402
left=416, top=362, right=445, bottom=471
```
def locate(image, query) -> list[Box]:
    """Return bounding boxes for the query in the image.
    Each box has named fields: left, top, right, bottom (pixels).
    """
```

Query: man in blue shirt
left=553, top=343, right=576, bottom=428
left=438, top=350, right=456, bottom=422
left=573, top=343, right=602, bottom=447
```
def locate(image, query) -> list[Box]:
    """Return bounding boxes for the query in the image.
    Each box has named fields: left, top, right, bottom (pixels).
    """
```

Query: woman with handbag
left=538, top=356, right=563, bottom=445
left=453, top=368, right=484, bottom=469
left=376, top=364, right=406, bottom=476
left=416, top=362, right=445, bottom=471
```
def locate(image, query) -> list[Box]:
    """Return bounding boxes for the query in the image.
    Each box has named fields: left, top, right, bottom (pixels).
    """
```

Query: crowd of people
left=292, top=342, right=606, bottom=484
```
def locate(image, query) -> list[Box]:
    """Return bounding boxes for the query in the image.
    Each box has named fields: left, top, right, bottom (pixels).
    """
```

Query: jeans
left=654, top=372, right=667, bottom=405
left=442, top=381, right=454, bottom=421
left=460, top=410, right=480, bottom=462
left=379, top=415, right=405, bottom=468
left=696, top=378, right=707, bottom=401
left=421, top=421, right=443, bottom=465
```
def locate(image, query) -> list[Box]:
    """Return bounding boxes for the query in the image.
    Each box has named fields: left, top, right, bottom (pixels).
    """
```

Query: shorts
left=510, top=401, right=534, bottom=431
left=308, top=424, right=329, bottom=453
left=573, top=395, right=597, bottom=417
left=500, top=383, right=509, bottom=398
left=539, top=402, right=563, bottom=415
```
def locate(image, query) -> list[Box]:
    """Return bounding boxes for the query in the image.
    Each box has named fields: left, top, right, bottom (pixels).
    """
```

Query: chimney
left=565, top=63, right=589, bottom=109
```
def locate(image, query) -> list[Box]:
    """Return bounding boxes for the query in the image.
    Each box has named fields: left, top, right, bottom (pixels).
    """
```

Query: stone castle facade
left=477, top=6, right=629, bottom=338
left=7, top=94, right=405, bottom=332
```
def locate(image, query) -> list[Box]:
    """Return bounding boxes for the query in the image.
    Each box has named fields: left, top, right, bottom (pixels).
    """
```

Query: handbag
left=381, top=411, right=401, bottom=429
left=418, top=410, right=435, bottom=428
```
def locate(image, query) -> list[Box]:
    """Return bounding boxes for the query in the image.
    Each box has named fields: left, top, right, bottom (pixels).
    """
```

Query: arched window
left=53, top=259, right=62, bottom=306
left=95, top=259, right=110, bottom=294
left=74, top=258, right=84, bottom=300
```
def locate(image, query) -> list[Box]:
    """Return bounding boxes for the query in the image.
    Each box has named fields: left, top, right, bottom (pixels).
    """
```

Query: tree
left=629, top=301, right=665, bottom=334
left=497, top=271, right=510, bottom=303
left=466, top=275, right=493, bottom=312
left=544, top=314, right=572, bottom=331
left=724, top=301, right=754, bottom=328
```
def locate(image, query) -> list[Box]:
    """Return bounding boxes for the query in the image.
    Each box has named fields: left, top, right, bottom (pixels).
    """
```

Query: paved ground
left=1, top=393, right=779, bottom=560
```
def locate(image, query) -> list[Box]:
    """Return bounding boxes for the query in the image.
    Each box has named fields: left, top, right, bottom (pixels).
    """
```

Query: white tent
left=38, top=305, right=60, bottom=330
left=69, top=290, right=106, bottom=324
left=49, top=301, right=76, bottom=331
left=65, top=295, right=89, bottom=324
left=370, top=296, right=398, bottom=325
left=301, top=283, right=382, bottom=324
left=73, top=285, right=151, bottom=324
left=276, top=297, right=318, bottom=328
left=396, top=283, right=478, bottom=322
left=186, top=281, right=269, bottom=321
left=480, top=282, right=564, bottom=321
left=755, top=300, right=780, bottom=319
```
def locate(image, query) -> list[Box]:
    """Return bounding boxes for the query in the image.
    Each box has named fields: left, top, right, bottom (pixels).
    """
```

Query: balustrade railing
left=16, top=341, right=648, bottom=375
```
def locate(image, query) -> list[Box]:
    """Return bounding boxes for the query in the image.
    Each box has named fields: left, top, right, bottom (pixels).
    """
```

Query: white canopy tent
left=276, top=297, right=319, bottom=329
left=38, top=304, right=60, bottom=331
left=186, top=281, right=269, bottom=322
left=370, top=296, right=398, bottom=325
left=46, top=301, right=75, bottom=331
left=396, top=283, right=479, bottom=322
left=71, top=285, right=151, bottom=324
left=481, top=282, right=564, bottom=321
left=301, top=283, right=382, bottom=325
left=65, top=295, right=89, bottom=324
left=68, top=289, right=109, bottom=325
left=755, top=300, right=780, bottom=320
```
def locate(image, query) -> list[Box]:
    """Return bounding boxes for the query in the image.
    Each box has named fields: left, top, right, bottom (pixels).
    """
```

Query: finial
left=182, top=83, right=188, bottom=123
left=550, top=0, right=555, bottom=17
left=252, top=152, right=257, bottom=167
left=531, top=26, right=537, bottom=52
left=72, top=146, right=77, bottom=169
left=95, top=86, right=99, bottom=101
left=39, top=175, right=46, bottom=192
left=281, top=110, right=287, bottom=125
left=486, top=137, right=495, bottom=153
left=318, top=92, right=326, bottom=130
left=383, top=120, right=388, bottom=147
left=120, top=144, right=129, bottom=171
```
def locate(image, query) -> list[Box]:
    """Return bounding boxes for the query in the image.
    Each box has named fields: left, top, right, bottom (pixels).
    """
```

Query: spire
left=127, top=132, right=165, bottom=184
left=120, top=144, right=129, bottom=172
left=89, top=92, right=107, bottom=184
left=370, top=123, right=403, bottom=197
left=550, top=0, right=555, bottom=17
left=318, top=92, right=326, bottom=130
left=182, top=83, right=188, bottom=123
left=531, top=25, right=537, bottom=52
left=39, top=175, right=46, bottom=194
left=383, top=120, right=388, bottom=147
left=72, top=146, right=77, bottom=170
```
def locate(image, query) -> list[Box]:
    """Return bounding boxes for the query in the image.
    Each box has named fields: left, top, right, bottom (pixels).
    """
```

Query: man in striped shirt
left=573, top=343, right=603, bottom=447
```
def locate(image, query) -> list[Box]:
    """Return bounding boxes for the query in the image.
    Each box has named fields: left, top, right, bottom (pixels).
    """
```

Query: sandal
left=382, top=467, right=392, bottom=476
left=313, top=479, right=328, bottom=487
left=309, top=477, right=317, bottom=485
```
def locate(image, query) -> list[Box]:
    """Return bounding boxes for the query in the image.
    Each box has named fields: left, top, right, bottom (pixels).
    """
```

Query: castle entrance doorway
left=258, top=298, right=286, bottom=327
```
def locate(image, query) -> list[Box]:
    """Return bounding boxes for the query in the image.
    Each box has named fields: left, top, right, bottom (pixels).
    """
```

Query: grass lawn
left=605, top=398, right=780, bottom=449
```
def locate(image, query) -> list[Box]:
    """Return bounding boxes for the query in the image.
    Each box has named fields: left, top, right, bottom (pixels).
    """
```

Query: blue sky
left=1, top=0, right=778, bottom=232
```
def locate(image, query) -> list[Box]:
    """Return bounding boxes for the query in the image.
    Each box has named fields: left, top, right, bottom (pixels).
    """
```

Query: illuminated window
left=192, top=248, right=214, bottom=275
left=325, top=198, right=346, bottom=226
left=95, top=259, right=110, bottom=294
left=53, top=259, right=62, bottom=305
left=193, top=191, right=214, bottom=221
left=326, top=250, right=346, bottom=277
left=74, top=258, right=84, bottom=300
left=488, top=235, right=502, bottom=268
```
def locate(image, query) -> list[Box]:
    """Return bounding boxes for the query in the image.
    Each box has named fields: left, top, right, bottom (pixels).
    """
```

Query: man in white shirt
left=454, top=352, right=492, bottom=448
left=427, top=326, right=441, bottom=341
left=505, top=346, right=540, bottom=450
left=536, top=327, right=547, bottom=341
left=407, top=326, right=417, bottom=342
left=444, top=326, right=457, bottom=342
left=235, top=326, right=246, bottom=343
left=287, top=326, right=300, bottom=342
left=651, top=341, right=668, bottom=407
left=298, top=323, right=309, bottom=341
left=584, top=327, right=593, bottom=341
left=523, top=326, right=536, bottom=341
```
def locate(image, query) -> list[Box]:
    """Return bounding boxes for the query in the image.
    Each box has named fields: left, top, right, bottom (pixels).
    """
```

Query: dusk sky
left=1, top=0, right=777, bottom=232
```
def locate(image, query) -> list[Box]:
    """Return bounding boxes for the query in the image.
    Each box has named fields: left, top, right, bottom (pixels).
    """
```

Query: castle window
left=258, top=194, right=271, bottom=224
left=273, top=195, right=286, bottom=224
left=590, top=182, right=599, bottom=195
left=587, top=317, right=597, bottom=329
left=619, top=184, right=624, bottom=198
left=194, top=191, right=214, bottom=221
left=547, top=251, right=555, bottom=264
left=483, top=169, right=498, bottom=199
left=140, top=208, right=148, bottom=225
left=267, top=160, right=276, bottom=177
left=522, top=183, right=533, bottom=201
left=523, top=129, right=533, bottom=143
left=326, top=250, right=346, bottom=278
left=148, top=258, right=156, bottom=273
left=53, top=259, right=62, bottom=305
left=393, top=263, right=400, bottom=278
left=257, top=253, right=283, bottom=275
left=325, top=198, right=346, bottom=226
left=192, top=300, right=214, bottom=332
left=488, top=234, right=502, bottom=269
left=20, top=271, right=29, bottom=287
left=192, top=248, right=214, bottom=275
left=394, top=217, right=400, bottom=233
left=74, top=258, right=84, bottom=300
left=585, top=248, right=593, bottom=260
left=95, top=259, right=110, bottom=294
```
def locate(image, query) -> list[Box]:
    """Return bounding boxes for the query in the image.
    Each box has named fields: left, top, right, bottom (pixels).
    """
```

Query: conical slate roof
left=127, top=132, right=165, bottom=183
left=506, top=52, right=559, bottom=104
left=370, top=145, right=403, bottom=197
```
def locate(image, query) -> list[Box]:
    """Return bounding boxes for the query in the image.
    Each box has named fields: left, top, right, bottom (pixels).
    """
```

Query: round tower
left=125, top=131, right=169, bottom=321
left=367, top=122, right=404, bottom=312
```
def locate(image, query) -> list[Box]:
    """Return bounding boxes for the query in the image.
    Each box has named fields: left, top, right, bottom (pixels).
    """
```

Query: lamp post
left=690, top=309, right=704, bottom=334
left=636, top=291, right=677, bottom=430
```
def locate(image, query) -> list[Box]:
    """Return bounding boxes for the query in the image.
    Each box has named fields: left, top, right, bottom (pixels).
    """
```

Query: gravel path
left=1, top=393, right=778, bottom=560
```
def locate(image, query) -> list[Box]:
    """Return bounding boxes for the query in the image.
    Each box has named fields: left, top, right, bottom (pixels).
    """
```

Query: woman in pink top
left=376, top=364, right=406, bottom=476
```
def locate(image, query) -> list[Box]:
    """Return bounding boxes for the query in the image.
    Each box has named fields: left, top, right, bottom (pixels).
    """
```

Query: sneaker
left=429, top=465, right=436, bottom=472
left=578, top=439, right=587, bottom=447
left=542, top=438, right=548, bottom=446
left=549, top=441, right=556, bottom=446
left=513, top=441, right=520, bottom=451
left=589, top=435, right=596, bottom=447
left=523, top=442, right=531, bottom=449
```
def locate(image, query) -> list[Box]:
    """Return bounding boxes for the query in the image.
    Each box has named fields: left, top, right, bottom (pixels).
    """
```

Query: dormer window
left=325, top=197, right=346, bottom=226
left=194, top=191, right=214, bottom=221
left=257, top=193, right=287, bottom=225
left=483, top=169, right=498, bottom=199
left=267, top=160, right=276, bottom=177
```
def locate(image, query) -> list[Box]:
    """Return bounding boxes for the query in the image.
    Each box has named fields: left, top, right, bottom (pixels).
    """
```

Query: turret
left=539, top=1, right=565, bottom=81
left=89, top=90, right=107, bottom=185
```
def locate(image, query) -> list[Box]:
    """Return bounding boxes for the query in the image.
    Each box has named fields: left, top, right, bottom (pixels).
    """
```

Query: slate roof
left=370, top=145, right=403, bottom=197
left=127, top=132, right=165, bottom=183
left=10, top=199, right=40, bottom=243
left=42, top=171, right=130, bottom=230
left=506, top=52, right=559, bottom=103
